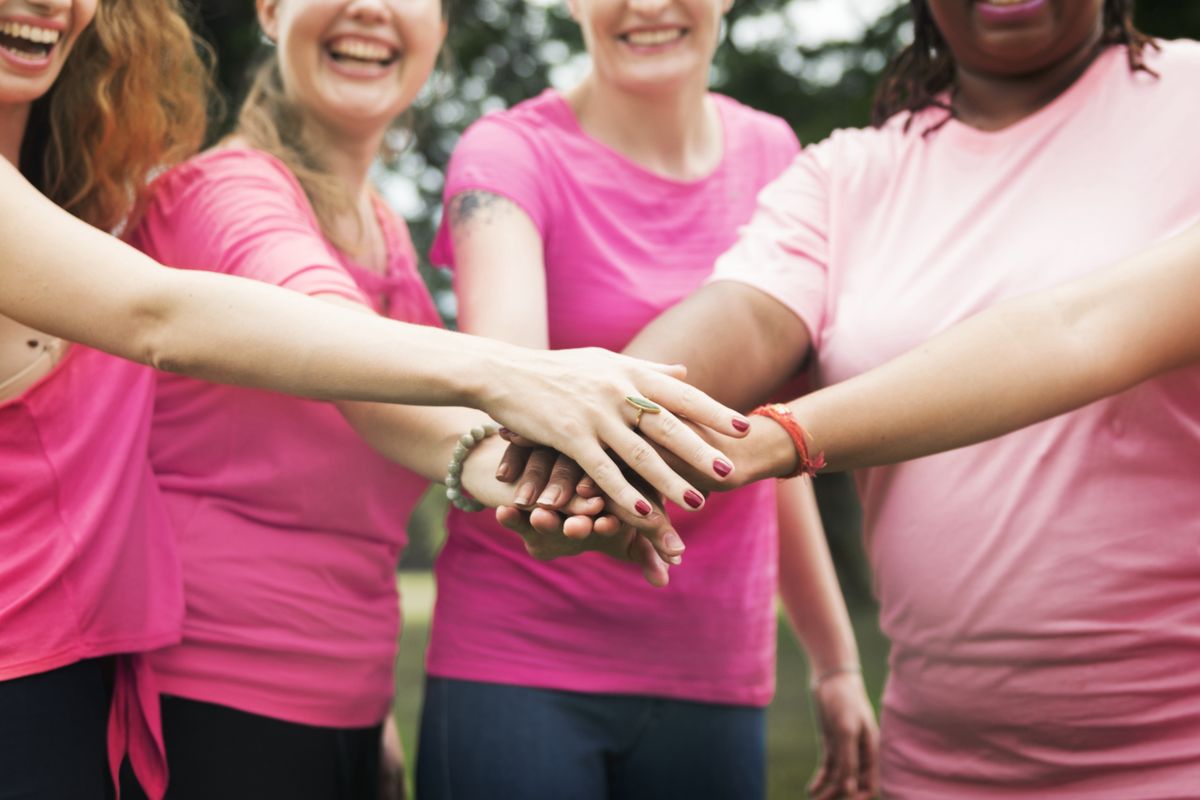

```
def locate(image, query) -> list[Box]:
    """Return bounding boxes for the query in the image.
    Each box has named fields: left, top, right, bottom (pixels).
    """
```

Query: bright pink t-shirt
left=0, top=349, right=180, bottom=678
left=713, top=43, right=1200, bottom=795
left=129, top=148, right=440, bottom=728
left=427, top=90, right=799, bottom=706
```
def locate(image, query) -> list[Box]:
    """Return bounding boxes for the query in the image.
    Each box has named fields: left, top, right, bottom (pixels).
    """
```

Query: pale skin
left=447, top=0, right=877, bottom=791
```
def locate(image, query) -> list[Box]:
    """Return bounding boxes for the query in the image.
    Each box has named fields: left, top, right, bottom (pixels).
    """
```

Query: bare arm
left=775, top=481, right=878, bottom=799
left=0, top=160, right=750, bottom=517
left=446, top=190, right=737, bottom=511
left=785, top=223, right=1200, bottom=472
left=624, top=281, right=812, bottom=411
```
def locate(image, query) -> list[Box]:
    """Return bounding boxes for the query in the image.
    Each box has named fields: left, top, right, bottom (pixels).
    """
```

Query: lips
left=0, top=18, right=62, bottom=63
left=325, top=34, right=400, bottom=67
left=620, top=27, right=688, bottom=47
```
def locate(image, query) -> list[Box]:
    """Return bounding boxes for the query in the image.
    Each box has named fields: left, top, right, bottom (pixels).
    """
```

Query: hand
left=808, top=672, right=879, bottom=800
left=378, top=715, right=407, bottom=800
left=496, top=501, right=674, bottom=588
left=459, top=437, right=606, bottom=517
left=483, top=347, right=749, bottom=517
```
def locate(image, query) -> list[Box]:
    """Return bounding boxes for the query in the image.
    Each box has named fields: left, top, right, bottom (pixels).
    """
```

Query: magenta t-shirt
left=714, top=43, right=1200, bottom=794
left=428, top=91, right=800, bottom=706
left=129, top=148, right=440, bottom=728
left=1, top=349, right=180, bottom=679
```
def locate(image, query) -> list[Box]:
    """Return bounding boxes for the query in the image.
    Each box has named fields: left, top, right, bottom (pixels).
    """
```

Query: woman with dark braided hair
left=513, top=0, right=1200, bottom=794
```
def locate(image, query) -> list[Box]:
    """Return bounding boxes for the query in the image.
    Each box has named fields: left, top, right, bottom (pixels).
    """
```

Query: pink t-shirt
left=427, top=90, right=799, bottom=706
left=0, top=349, right=180, bottom=679
left=129, top=148, right=440, bottom=728
left=713, top=42, right=1200, bottom=795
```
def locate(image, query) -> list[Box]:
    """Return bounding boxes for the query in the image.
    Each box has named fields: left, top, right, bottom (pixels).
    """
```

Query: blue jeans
left=416, top=677, right=765, bottom=800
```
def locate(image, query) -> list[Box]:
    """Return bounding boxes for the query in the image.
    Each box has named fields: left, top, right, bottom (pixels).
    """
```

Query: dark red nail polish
left=635, top=500, right=652, bottom=516
left=498, top=427, right=512, bottom=436
left=713, top=458, right=732, bottom=477
left=683, top=490, right=704, bottom=509
left=732, top=418, right=750, bottom=432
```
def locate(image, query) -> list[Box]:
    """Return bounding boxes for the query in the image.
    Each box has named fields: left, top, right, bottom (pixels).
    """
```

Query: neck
left=303, top=113, right=382, bottom=201
left=566, top=72, right=721, bottom=180
left=953, top=31, right=1105, bottom=131
left=0, top=102, right=31, bottom=166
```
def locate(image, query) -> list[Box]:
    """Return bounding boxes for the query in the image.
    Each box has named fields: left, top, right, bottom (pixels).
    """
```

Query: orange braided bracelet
left=750, top=403, right=826, bottom=479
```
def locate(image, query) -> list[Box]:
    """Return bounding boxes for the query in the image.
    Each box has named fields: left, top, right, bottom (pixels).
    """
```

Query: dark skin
left=932, top=0, right=1106, bottom=130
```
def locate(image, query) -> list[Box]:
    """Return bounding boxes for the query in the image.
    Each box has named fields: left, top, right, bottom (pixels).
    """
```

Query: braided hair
left=871, top=0, right=1158, bottom=129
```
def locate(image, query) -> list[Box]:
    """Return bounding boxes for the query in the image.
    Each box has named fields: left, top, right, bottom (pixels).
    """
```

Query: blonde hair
left=21, top=0, right=211, bottom=231
left=235, top=55, right=359, bottom=253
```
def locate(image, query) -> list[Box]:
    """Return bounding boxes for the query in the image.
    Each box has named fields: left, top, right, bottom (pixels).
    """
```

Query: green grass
left=392, top=572, right=889, bottom=798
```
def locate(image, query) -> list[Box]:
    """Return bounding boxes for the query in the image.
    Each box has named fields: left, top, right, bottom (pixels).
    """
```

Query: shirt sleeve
left=709, top=141, right=831, bottom=344
left=429, top=114, right=549, bottom=269
left=138, top=149, right=367, bottom=304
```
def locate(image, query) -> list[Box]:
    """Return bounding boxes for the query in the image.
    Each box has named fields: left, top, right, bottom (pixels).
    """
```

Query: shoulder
left=144, top=147, right=309, bottom=218
left=454, top=90, right=569, bottom=156
left=713, top=94, right=798, bottom=146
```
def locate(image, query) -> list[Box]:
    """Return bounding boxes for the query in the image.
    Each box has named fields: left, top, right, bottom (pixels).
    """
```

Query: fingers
left=566, top=441, right=661, bottom=522
left=603, top=423, right=710, bottom=513
left=576, top=475, right=600, bottom=498
left=512, top=448, right=558, bottom=508
left=628, top=534, right=670, bottom=588
left=860, top=720, right=881, bottom=798
left=635, top=408, right=736, bottom=490
left=634, top=370, right=751, bottom=438
left=535, top=455, right=585, bottom=510
left=494, top=441, right=531, bottom=483
left=598, top=492, right=684, bottom=564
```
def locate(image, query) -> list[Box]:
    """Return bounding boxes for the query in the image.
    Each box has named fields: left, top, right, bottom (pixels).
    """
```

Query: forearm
left=776, top=481, right=860, bottom=675
left=623, top=281, right=811, bottom=411
left=790, top=223, right=1200, bottom=471
left=1, top=175, right=506, bottom=406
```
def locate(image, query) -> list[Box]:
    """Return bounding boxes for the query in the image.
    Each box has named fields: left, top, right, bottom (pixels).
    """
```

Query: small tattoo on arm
left=449, top=191, right=511, bottom=236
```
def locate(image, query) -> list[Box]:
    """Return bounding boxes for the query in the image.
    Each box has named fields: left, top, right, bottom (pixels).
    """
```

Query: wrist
left=740, top=415, right=801, bottom=482
left=749, top=403, right=825, bottom=479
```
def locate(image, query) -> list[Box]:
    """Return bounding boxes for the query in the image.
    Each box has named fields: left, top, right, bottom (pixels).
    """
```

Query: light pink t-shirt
left=130, top=148, right=440, bottom=728
left=713, top=42, right=1200, bottom=795
left=427, top=90, right=799, bottom=706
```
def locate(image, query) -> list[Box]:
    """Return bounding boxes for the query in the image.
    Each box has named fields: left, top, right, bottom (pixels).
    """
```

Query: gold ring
left=625, top=395, right=661, bottom=431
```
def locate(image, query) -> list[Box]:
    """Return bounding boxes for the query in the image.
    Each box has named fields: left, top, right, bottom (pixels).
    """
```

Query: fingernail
left=515, top=483, right=535, bottom=507
left=498, top=427, right=512, bottom=437
left=664, top=531, right=685, bottom=552
left=683, top=490, right=704, bottom=509
left=635, top=500, right=652, bottom=516
left=713, top=458, right=732, bottom=477
left=669, top=554, right=682, bottom=566
left=495, top=463, right=513, bottom=481
left=536, top=485, right=562, bottom=507
left=732, top=418, right=750, bottom=432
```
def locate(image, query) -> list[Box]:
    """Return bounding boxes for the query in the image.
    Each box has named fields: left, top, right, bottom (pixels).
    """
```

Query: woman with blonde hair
left=0, top=1, right=745, bottom=797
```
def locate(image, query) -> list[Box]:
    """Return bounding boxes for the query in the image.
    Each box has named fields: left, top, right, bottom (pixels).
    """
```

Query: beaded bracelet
left=749, top=403, right=826, bottom=479
left=444, top=421, right=500, bottom=512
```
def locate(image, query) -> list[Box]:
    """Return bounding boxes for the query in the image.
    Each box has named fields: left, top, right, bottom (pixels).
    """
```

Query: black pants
left=0, top=658, right=113, bottom=800
left=120, top=695, right=382, bottom=800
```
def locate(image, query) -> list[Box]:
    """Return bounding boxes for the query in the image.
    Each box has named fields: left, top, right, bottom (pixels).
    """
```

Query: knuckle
left=627, top=441, right=655, bottom=467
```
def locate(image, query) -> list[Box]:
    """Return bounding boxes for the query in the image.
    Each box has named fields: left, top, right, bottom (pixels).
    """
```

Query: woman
left=603, top=0, right=1200, bottom=795
left=120, top=0, right=669, bottom=796
left=418, top=0, right=878, bottom=797
left=0, top=1, right=745, bottom=797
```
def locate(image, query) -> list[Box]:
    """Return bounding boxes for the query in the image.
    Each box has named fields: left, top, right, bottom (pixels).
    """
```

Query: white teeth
left=0, top=20, right=61, bottom=45
left=625, top=28, right=684, bottom=46
left=328, top=37, right=395, bottom=63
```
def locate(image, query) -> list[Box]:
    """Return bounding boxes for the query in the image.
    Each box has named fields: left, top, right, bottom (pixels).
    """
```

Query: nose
left=627, top=0, right=670, bottom=17
left=344, top=0, right=389, bottom=24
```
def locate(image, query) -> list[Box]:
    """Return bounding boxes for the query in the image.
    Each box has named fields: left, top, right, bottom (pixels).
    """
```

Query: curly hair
left=19, top=0, right=211, bottom=232
left=871, top=0, right=1158, bottom=128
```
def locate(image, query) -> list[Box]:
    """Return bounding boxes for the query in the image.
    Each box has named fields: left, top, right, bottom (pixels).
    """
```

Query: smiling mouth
left=621, top=28, right=688, bottom=47
left=326, top=36, right=400, bottom=68
left=0, top=20, right=62, bottom=61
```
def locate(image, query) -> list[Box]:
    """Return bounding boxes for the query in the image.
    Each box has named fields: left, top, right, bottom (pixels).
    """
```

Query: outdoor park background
left=190, top=2, right=1200, bottom=795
